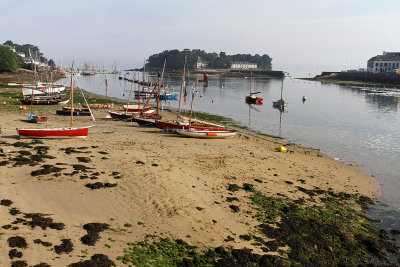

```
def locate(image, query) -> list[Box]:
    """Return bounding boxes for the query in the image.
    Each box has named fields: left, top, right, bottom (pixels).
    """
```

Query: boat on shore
left=17, top=62, right=94, bottom=139
left=27, top=114, right=48, bottom=124
left=123, top=104, right=152, bottom=112
left=17, top=126, right=93, bottom=139
left=83, top=78, right=113, bottom=109
left=83, top=103, right=114, bottom=109
left=56, top=107, right=91, bottom=116
left=20, top=94, right=66, bottom=105
left=108, top=110, right=155, bottom=120
left=21, top=84, right=65, bottom=96
left=175, top=128, right=237, bottom=139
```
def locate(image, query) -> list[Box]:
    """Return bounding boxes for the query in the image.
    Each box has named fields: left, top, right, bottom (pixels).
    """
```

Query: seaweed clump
left=54, top=239, right=73, bottom=254
left=80, top=223, right=110, bottom=246
left=117, top=237, right=285, bottom=266
left=69, top=254, right=115, bottom=267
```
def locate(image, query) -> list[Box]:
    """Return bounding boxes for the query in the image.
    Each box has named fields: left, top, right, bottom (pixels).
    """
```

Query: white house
left=367, top=51, right=400, bottom=74
left=231, top=62, right=257, bottom=69
left=196, top=58, right=208, bottom=69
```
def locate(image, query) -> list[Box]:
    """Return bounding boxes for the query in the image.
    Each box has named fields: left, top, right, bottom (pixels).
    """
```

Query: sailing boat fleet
left=17, top=62, right=94, bottom=138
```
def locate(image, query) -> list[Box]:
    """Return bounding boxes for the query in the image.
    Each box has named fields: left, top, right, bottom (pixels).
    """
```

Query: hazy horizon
left=1, top=0, right=399, bottom=77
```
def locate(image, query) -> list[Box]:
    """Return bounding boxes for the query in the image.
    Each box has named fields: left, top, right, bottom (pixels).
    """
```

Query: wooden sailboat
left=175, top=83, right=236, bottom=139
left=245, top=72, right=263, bottom=104
left=17, top=63, right=94, bottom=138
left=272, top=77, right=286, bottom=110
left=83, top=77, right=114, bottom=109
left=199, top=73, right=209, bottom=87
left=133, top=61, right=165, bottom=127
left=20, top=50, right=66, bottom=105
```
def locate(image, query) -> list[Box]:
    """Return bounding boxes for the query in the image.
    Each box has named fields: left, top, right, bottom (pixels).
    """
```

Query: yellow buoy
left=275, top=146, right=287, bottom=152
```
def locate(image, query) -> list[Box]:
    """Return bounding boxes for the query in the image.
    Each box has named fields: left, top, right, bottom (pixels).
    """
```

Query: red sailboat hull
left=16, top=126, right=92, bottom=139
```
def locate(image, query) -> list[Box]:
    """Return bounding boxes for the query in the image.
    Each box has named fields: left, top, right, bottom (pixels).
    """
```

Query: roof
left=368, top=52, right=400, bottom=62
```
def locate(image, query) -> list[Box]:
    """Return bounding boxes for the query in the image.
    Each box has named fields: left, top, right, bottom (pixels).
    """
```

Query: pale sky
left=1, top=0, right=399, bottom=76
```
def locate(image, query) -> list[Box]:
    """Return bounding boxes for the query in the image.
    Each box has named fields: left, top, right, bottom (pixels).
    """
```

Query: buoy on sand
left=21, top=106, right=26, bottom=110
left=275, top=146, right=287, bottom=152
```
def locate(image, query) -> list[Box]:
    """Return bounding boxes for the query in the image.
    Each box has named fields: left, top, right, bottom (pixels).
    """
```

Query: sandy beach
left=0, top=100, right=387, bottom=266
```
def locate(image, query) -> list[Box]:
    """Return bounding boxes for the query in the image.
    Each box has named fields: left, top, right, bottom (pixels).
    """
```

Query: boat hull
left=16, top=126, right=93, bottom=139
left=83, top=103, right=114, bottom=109
left=123, top=104, right=152, bottom=112
left=176, top=129, right=237, bottom=139
left=108, top=110, right=155, bottom=120
left=156, top=120, right=228, bottom=131
left=56, top=110, right=91, bottom=116
left=20, top=97, right=66, bottom=105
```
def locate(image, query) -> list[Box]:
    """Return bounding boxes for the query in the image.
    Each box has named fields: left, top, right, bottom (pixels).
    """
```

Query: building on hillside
left=196, top=58, right=208, bottom=69
left=231, top=62, right=257, bottom=69
left=16, top=52, right=25, bottom=58
left=368, top=51, right=400, bottom=74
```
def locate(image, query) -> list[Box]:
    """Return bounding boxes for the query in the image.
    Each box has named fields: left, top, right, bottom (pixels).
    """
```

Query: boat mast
left=138, top=72, right=141, bottom=113
left=280, top=76, right=284, bottom=100
left=70, top=62, right=74, bottom=128
left=140, top=59, right=146, bottom=113
left=250, top=71, right=252, bottom=95
left=177, top=53, right=187, bottom=120
left=126, top=72, right=135, bottom=115
left=105, top=75, right=108, bottom=107
left=156, top=60, right=166, bottom=119
left=189, top=81, right=195, bottom=126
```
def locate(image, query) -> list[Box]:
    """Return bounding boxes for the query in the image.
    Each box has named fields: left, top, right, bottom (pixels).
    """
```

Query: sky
left=1, top=0, right=399, bottom=76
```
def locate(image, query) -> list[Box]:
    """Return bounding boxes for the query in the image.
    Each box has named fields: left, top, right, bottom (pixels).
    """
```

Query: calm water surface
left=59, top=73, right=400, bottom=238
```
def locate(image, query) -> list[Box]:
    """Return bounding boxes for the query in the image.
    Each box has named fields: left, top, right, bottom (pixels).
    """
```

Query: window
left=384, top=63, right=388, bottom=67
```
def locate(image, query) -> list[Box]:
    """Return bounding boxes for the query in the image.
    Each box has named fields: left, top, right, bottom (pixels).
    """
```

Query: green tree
left=0, top=46, right=20, bottom=71
left=146, top=49, right=272, bottom=70
left=48, top=59, right=56, bottom=70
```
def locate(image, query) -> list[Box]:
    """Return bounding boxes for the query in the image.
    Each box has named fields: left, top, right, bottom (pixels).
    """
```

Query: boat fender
left=275, top=146, right=287, bottom=152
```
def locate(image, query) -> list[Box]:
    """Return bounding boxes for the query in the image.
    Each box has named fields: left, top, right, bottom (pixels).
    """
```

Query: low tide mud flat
left=0, top=86, right=399, bottom=266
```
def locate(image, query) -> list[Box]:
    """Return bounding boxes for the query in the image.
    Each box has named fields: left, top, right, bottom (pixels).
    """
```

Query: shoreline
left=1, top=83, right=399, bottom=265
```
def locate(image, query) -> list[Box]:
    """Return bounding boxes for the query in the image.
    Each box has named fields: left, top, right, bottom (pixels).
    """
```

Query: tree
left=0, top=46, right=20, bottom=71
left=48, top=59, right=56, bottom=70
left=146, top=49, right=273, bottom=70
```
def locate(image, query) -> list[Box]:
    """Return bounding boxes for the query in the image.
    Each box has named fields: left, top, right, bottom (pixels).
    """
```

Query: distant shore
left=303, top=71, right=400, bottom=88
